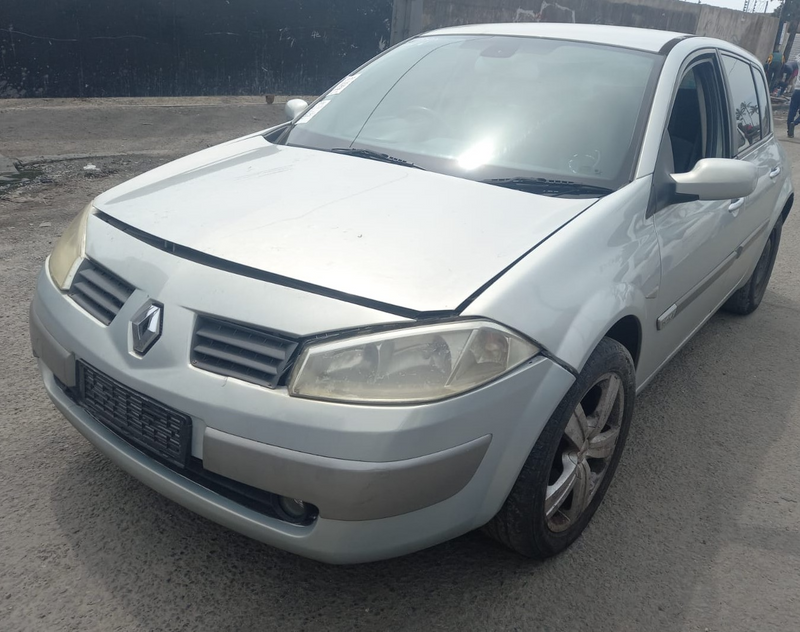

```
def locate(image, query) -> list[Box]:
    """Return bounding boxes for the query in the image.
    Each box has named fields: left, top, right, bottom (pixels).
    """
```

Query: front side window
left=281, top=35, right=659, bottom=192
left=665, top=59, right=727, bottom=174
left=722, top=54, right=763, bottom=152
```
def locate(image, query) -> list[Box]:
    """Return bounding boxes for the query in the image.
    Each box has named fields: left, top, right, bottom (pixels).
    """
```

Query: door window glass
left=666, top=60, right=727, bottom=174
left=752, top=65, right=772, bottom=138
left=722, top=54, right=762, bottom=151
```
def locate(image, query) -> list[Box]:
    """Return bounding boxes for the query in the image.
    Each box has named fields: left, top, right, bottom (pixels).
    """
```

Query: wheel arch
left=780, top=192, right=793, bottom=224
left=603, top=315, right=642, bottom=368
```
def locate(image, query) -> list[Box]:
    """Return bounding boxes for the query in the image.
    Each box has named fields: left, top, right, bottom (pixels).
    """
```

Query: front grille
left=69, top=259, right=134, bottom=325
left=192, top=317, right=299, bottom=388
left=77, top=361, right=192, bottom=467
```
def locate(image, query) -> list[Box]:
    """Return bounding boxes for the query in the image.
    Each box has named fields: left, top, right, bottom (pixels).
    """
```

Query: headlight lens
left=289, top=320, right=539, bottom=404
left=48, top=203, right=94, bottom=290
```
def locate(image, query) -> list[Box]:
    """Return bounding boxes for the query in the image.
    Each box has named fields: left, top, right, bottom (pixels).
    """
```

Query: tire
left=723, top=218, right=782, bottom=315
left=484, top=337, right=636, bottom=559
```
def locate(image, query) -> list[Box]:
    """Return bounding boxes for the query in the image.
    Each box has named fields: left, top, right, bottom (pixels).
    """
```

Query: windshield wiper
left=331, top=147, right=425, bottom=170
left=482, top=177, right=614, bottom=198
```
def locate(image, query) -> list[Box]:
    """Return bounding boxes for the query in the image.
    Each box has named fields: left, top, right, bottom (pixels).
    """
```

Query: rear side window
left=752, top=66, right=772, bottom=137
left=722, top=54, right=763, bottom=152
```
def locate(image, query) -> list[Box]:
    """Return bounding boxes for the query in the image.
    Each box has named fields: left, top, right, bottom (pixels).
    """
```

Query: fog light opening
left=278, top=496, right=310, bottom=523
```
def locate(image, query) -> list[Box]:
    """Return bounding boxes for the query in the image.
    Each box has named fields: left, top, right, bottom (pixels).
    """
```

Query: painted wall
left=0, top=0, right=393, bottom=98
left=399, top=0, right=779, bottom=61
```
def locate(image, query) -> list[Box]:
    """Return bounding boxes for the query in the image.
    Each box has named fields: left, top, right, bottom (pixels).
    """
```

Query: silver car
left=30, top=24, right=792, bottom=563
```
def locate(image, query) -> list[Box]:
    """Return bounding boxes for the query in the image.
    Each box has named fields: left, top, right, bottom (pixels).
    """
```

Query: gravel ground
left=0, top=96, right=291, bottom=161
left=1, top=100, right=800, bottom=632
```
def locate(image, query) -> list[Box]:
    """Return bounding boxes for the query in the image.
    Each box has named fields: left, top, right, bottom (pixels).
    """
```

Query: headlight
left=289, top=320, right=539, bottom=404
left=48, top=203, right=94, bottom=290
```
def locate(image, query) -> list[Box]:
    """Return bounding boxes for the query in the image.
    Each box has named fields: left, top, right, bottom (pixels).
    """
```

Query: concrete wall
left=1, top=0, right=778, bottom=98
left=396, top=0, right=779, bottom=61
left=0, top=0, right=393, bottom=98
left=695, top=5, right=777, bottom=61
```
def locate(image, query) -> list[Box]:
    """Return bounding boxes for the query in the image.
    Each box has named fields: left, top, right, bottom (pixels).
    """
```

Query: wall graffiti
left=515, top=2, right=577, bottom=23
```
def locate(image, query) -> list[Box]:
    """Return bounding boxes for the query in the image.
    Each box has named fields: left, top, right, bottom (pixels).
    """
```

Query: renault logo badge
left=131, top=301, right=163, bottom=355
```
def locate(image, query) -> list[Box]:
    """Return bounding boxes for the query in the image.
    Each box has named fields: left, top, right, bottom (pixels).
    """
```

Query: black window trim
left=718, top=49, right=774, bottom=158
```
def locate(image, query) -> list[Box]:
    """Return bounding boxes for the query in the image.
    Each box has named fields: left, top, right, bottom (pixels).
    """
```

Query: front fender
left=464, top=177, right=660, bottom=380
left=545, top=284, right=647, bottom=372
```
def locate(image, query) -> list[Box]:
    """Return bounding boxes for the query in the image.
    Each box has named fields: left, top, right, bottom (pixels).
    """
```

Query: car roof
left=422, top=23, right=689, bottom=53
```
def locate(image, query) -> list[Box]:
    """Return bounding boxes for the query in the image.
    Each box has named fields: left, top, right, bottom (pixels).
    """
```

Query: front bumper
left=31, top=250, right=574, bottom=562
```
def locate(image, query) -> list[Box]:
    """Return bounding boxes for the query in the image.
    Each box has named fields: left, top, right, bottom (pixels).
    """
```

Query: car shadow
left=50, top=291, right=800, bottom=631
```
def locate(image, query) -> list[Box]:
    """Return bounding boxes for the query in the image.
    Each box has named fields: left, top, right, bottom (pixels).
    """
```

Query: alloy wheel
left=545, top=372, right=624, bottom=533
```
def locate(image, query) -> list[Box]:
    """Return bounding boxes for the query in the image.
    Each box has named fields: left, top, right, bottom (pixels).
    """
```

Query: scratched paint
left=0, top=0, right=393, bottom=98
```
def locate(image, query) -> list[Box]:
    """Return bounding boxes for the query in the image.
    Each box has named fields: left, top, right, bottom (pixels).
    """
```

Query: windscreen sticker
left=296, top=99, right=331, bottom=124
left=328, top=73, right=360, bottom=95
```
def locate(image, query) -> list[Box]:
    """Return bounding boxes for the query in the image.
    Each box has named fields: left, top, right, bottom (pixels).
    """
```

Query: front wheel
left=484, top=337, right=636, bottom=559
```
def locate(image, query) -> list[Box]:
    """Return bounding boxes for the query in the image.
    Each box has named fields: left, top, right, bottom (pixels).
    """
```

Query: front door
left=641, top=53, right=743, bottom=381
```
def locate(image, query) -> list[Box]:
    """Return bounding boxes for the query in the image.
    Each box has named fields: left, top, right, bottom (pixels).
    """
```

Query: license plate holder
left=77, top=361, right=192, bottom=468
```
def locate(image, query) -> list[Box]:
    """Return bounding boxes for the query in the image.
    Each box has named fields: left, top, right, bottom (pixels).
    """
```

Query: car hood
left=94, top=134, right=596, bottom=313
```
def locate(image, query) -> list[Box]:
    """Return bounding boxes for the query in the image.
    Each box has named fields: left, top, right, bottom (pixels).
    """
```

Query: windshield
left=281, top=35, right=659, bottom=191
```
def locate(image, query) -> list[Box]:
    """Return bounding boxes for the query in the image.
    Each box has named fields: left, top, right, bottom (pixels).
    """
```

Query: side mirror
left=671, top=158, right=757, bottom=201
left=284, top=98, right=309, bottom=122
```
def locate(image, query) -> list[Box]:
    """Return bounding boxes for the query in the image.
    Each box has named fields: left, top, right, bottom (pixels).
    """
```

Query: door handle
left=769, top=166, right=781, bottom=179
left=729, top=198, right=745, bottom=212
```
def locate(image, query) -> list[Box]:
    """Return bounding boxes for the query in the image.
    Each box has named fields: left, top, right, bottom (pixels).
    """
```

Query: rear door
left=720, top=53, right=782, bottom=280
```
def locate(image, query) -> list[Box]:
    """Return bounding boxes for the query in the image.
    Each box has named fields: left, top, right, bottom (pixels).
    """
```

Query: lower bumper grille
left=77, top=361, right=192, bottom=467
left=67, top=362, right=317, bottom=524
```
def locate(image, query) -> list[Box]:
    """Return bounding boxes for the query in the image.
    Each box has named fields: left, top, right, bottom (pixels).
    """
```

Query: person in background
left=787, top=89, right=800, bottom=137
left=777, top=58, right=800, bottom=96
left=766, top=49, right=785, bottom=92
